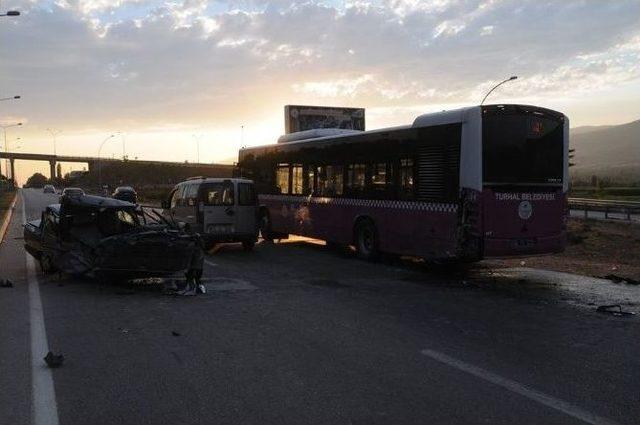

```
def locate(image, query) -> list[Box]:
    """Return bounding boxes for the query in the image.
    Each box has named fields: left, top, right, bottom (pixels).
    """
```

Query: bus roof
left=240, top=104, right=565, bottom=154
left=178, top=177, right=254, bottom=185
left=242, top=105, right=483, bottom=152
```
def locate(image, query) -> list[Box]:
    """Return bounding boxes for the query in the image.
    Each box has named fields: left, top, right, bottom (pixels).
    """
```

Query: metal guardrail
left=569, top=197, right=640, bottom=220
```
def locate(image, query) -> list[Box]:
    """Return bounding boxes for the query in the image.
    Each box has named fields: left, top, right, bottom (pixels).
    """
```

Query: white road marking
left=420, top=348, right=619, bottom=425
left=22, top=191, right=60, bottom=425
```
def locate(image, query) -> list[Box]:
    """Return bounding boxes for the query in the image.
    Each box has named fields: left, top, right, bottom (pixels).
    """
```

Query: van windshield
left=200, top=182, right=234, bottom=206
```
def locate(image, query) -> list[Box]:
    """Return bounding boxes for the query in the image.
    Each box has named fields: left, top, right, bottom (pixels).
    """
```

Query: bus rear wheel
left=40, top=253, right=56, bottom=274
left=355, top=220, right=378, bottom=261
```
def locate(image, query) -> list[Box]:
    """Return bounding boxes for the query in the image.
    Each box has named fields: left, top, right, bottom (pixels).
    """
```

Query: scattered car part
left=596, top=304, right=635, bottom=317
left=44, top=351, right=64, bottom=368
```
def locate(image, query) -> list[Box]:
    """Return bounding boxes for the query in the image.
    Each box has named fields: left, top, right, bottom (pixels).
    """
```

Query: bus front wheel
left=354, top=220, right=379, bottom=261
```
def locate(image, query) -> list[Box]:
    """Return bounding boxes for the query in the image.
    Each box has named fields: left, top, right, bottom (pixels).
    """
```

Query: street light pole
left=480, top=76, right=518, bottom=106
left=46, top=128, right=61, bottom=156
left=119, top=132, right=127, bottom=159
left=0, top=95, right=20, bottom=102
left=192, top=134, right=202, bottom=164
left=97, top=134, right=115, bottom=192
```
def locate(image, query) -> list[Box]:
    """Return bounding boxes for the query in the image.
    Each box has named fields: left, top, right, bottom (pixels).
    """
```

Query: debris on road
left=600, top=274, right=640, bottom=285
left=44, top=351, right=65, bottom=368
left=171, top=331, right=181, bottom=337
left=0, top=279, right=13, bottom=288
left=23, top=194, right=204, bottom=283
left=596, top=304, right=635, bottom=317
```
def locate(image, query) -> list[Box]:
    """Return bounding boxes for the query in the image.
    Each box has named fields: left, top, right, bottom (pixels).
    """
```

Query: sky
left=1, top=0, right=639, bottom=184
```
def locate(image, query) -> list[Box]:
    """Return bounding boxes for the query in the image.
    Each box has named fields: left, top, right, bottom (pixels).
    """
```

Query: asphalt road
left=1, top=189, right=639, bottom=425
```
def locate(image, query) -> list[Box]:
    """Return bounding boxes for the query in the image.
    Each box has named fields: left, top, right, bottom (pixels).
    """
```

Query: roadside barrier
left=0, top=192, right=18, bottom=244
left=569, top=197, right=640, bottom=221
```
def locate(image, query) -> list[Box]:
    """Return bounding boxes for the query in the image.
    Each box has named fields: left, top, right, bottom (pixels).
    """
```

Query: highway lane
left=1, top=188, right=639, bottom=425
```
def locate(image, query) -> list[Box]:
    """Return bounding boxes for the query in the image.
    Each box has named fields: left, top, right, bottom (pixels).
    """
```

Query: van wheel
left=259, top=214, right=273, bottom=242
left=242, top=240, right=255, bottom=251
left=355, top=220, right=379, bottom=261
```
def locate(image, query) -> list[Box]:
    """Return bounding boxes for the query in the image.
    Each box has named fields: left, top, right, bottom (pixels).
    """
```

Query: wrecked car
left=24, top=194, right=204, bottom=282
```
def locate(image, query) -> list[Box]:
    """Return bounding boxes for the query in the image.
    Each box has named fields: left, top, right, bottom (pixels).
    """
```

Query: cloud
left=1, top=0, right=639, bottom=144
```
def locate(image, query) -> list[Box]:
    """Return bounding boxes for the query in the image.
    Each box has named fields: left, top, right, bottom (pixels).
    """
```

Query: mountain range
left=570, top=118, right=640, bottom=180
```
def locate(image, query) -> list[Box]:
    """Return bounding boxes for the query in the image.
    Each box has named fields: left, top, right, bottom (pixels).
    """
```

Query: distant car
left=43, top=185, right=56, bottom=194
left=61, top=187, right=85, bottom=198
left=112, top=186, right=137, bottom=204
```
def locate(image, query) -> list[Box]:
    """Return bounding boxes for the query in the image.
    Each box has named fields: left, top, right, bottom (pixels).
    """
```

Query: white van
left=162, top=177, right=258, bottom=250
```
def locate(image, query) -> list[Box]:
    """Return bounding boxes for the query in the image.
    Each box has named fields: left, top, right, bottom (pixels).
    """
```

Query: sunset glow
left=1, top=0, right=639, bottom=184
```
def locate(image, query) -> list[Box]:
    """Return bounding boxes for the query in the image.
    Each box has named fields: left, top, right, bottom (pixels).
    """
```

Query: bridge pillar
left=9, top=158, right=15, bottom=184
left=49, top=160, right=56, bottom=180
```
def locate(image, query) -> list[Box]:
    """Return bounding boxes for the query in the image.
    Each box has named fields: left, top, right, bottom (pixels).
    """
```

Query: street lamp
left=192, top=134, right=202, bottom=164
left=46, top=128, right=61, bottom=156
left=480, top=75, right=518, bottom=105
left=1, top=123, right=22, bottom=179
left=97, top=134, right=115, bottom=190
left=0, top=11, right=20, bottom=17
left=0, top=95, right=20, bottom=102
left=118, top=132, right=127, bottom=159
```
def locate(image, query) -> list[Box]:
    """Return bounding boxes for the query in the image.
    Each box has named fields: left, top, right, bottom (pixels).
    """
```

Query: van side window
left=201, top=182, right=234, bottom=206
left=185, top=184, right=199, bottom=206
left=238, top=183, right=257, bottom=206
left=170, top=187, right=182, bottom=208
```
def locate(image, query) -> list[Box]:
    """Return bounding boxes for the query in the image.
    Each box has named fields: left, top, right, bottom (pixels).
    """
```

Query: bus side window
left=325, top=165, right=343, bottom=196
left=346, top=163, right=366, bottom=197
left=399, top=158, right=414, bottom=200
left=316, top=166, right=327, bottom=196
left=292, top=164, right=303, bottom=194
left=276, top=163, right=290, bottom=194
left=304, top=165, right=315, bottom=195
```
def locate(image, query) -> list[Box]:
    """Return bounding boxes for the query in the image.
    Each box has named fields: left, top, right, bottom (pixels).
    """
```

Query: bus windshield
left=483, top=112, right=563, bottom=185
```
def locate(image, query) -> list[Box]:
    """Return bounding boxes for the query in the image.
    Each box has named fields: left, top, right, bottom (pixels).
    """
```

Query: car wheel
left=242, top=240, right=255, bottom=251
left=40, top=253, right=55, bottom=274
left=259, top=214, right=273, bottom=242
left=355, top=220, right=379, bottom=261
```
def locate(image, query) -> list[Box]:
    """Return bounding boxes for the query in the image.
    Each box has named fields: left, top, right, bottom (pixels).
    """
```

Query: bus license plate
left=512, top=238, right=536, bottom=249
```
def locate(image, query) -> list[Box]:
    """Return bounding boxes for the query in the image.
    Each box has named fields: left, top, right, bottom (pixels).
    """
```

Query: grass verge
left=489, top=218, right=640, bottom=280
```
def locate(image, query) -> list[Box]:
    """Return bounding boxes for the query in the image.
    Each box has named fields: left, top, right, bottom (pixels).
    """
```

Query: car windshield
left=97, top=208, right=140, bottom=236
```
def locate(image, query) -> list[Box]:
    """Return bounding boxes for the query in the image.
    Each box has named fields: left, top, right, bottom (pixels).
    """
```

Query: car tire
left=259, top=213, right=274, bottom=242
left=40, top=253, right=55, bottom=274
left=354, top=220, right=379, bottom=261
left=242, top=240, right=255, bottom=251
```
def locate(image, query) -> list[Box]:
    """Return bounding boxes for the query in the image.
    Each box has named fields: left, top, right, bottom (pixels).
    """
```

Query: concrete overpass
left=0, top=151, right=234, bottom=181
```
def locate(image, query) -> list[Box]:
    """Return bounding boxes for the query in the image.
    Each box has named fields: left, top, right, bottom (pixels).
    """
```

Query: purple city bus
left=238, top=104, right=569, bottom=262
